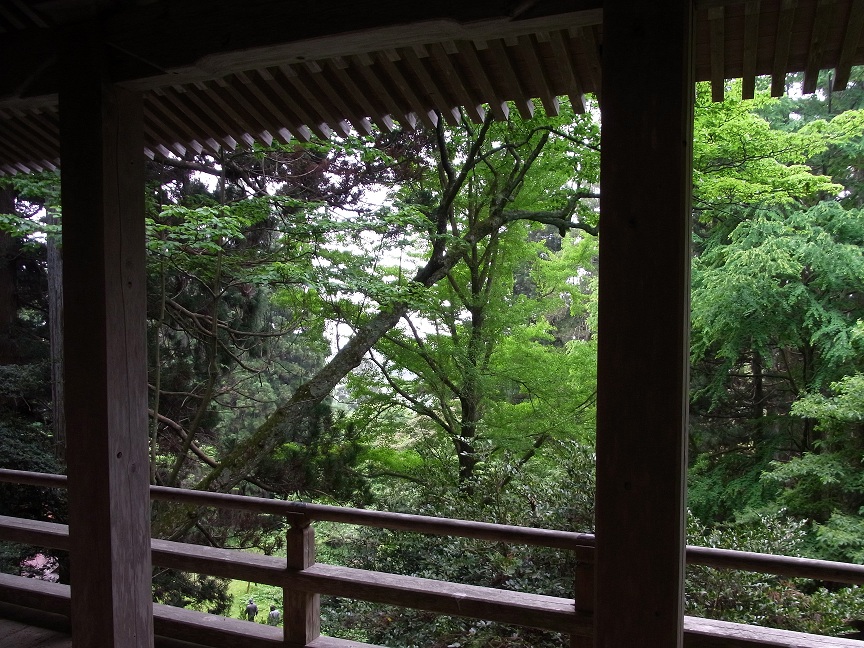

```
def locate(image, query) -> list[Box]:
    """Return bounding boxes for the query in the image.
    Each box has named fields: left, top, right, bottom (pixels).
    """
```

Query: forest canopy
left=2, top=69, right=864, bottom=644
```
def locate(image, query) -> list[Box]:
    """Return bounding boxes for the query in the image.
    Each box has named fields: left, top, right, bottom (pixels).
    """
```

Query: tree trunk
left=0, top=189, right=18, bottom=365
left=47, top=212, right=65, bottom=464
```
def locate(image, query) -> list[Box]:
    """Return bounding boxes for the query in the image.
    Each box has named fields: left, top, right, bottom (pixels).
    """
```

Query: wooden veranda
left=0, top=1, right=863, bottom=647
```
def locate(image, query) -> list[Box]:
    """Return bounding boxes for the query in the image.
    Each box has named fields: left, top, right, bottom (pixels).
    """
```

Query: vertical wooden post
left=285, top=520, right=320, bottom=646
left=571, top=560, right=594, bottom=648
left=60, top=27, right=153, bottom=648
left=594, top=2, right=693, bottom=648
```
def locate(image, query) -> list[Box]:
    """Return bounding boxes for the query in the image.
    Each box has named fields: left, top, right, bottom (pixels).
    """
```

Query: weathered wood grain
left=595, top=2, right=693, bottom=646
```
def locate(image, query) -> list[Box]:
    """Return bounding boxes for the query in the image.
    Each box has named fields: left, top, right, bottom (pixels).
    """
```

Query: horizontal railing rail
left=3, top=468, right=864, bottom=648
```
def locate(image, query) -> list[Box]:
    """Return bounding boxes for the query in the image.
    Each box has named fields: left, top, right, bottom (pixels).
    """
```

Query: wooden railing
left=1, top=468, right=863, bottom=647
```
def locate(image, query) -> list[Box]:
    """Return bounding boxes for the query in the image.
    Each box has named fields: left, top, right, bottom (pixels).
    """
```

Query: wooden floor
left=0, top=618, right=72, bottom=647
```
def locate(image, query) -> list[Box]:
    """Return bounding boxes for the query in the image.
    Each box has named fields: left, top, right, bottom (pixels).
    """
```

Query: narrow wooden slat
left=13, top=110, right=60, bottom=154
left=0, top=515, right=69, bottom=550
left=570, top=560, right=594, bottom=648
left=296, top=563, right=583, bottom=636
left=144, top=96, right=205, bottom=154
left=146, top=96, right=210, bottom=154
left=742, top=0, right=761, bottom=99
left=399, top=47, right=463, bottom=125
left=303, top=62, right=373, bottom=135
left=327, top=57, right=395, bottom=133
left=0, top=573, right=380, bottom=648
left=373, top=51, right=438, bottom=129
left=281, top=64, right=351, bottom=137
left=572, top=25, right=602, bottom=102
left=7, top=570, right=864, bottom=648
left=231, top=71, right=294, bottom=143
left=518, top=34, right=560, bottom=116
left=141, top=101, right=189, bottom=157
left=255, top=69, right=316, bottom=142
left=487, top=38, right=535, bottom=119
left=683, top=616, right=864, bottom=647
left=151, top=538, right=285, bottom=585
left=284, top=524, right=320, bottom=646
left=0, top=573, right=70, bottom=616
left=153, top=88, right=226, bottom=153
left=0, top=116, right=50, bottom=169
left=0, top=120, right=57, bottom=170
left=453, top=40, right=509, bottom=120
left=687, top=544, right=864, bottom=584
left=154, top=603, right=281, bottom=648
left=216, top=76, right=281, bottom=146
left=351, top=54, right=417, bottom=130
left=425, top=42, right=484, bottom=124
left=0, top=4, right=25, bottom=30
left=771, top=0, right=798, bottom=97
left=549, top=30, right=586, bottom=113
left=198, top=79, right=258, bottom=146
left=803, top=0, right=835, bottom=94
left=709, top=6, right=726, bottom=101
left=834, top=0, right=864, bottom=89
left=143, top=121, right=186, bottom=158
left=163, top=86, right=239, bottom=149
left=266, top=67, right=333, bottom=139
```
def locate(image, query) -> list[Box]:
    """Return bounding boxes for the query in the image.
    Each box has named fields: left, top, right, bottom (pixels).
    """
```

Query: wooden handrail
left=4, top=468, right=864, bottom=647
left=0, top=468, right=594, bottom=555
left=4, top=468, right=864, bottom=585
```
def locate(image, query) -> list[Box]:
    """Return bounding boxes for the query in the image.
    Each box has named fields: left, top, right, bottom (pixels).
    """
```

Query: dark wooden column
left=594, top=2, right=694, bottom=647
left=59, top=30, right=153, bottom=648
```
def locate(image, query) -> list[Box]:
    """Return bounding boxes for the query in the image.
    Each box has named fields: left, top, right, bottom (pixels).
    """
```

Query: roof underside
left=0, top=0, right=863, bottom=175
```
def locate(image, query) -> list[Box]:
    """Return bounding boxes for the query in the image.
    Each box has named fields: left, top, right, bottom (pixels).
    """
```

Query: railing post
left=571, top=559, right=594, bottom=648
left=285, top=518, right=320, bottom=646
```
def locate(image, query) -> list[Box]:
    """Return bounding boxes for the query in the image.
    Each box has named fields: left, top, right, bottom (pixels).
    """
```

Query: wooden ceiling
left=0, top=0, right=863, bottom=175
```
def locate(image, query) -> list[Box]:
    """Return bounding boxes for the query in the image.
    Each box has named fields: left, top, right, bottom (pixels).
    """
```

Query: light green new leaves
left=693, top=83, right=841, bottom=210
left=692, top=201, right=864, bottom=393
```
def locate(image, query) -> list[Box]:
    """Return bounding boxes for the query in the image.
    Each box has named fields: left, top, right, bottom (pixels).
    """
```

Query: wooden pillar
left=285, top=521, right=320, bottom=645
left=59, top=28, right=153, bottom=648
left=571, top=560, right=594, bottom=648
left=594, top=2, right=694, bottom=647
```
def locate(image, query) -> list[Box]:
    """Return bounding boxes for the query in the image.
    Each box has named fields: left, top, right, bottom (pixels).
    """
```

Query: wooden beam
left=269, top=66, right=334, bottom=139
left=374, top=51, right=439, bottom=129
left=771, top=0, right=797, bottom=97
left=453, top=40, right=509, bottom=121
left=254, top=69, right=316, bottom=142
left=162, top=86, right=239, bottom=150
left=285, top=522, right=320, bottom=646
left=423, top=42, right=484, bottom=124
left=709, top=6, right=726, bottom=101
left=351, top=53, right=418, bottom=130
left=518, top=34, right=560, bottom=116
left=399, top=46, right=464, bottom=125
left=742, top=0, right=760, bottom=100
left=144, top=97, right=206, bottom=154
left=596, top=1, right=693, bottom=647
left=572, top=25, right=602, bottom=103
left=487, top=39, right=535, bottom=119
left=549, top=30, right=587, bottom=113
left=803, top=0, right=835, bottom=94
left=834, top=0, right=864, bottom=89
left=58, top=28, right=153, bottom=648
left=326, top=57, right=396, bottom=133
left=303, top=61, right=374, bottom=136
left=281, top=64, right=352, bottom=137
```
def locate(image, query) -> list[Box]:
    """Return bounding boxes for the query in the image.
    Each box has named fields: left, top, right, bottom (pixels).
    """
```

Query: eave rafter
left=1, top=0, right=864, bottom=174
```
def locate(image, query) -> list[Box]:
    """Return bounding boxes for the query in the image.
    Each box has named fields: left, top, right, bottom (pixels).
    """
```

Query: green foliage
left=686, top=512, right=864, bottom=636
left=693, top=82, right=840, bottom=213
left=321, top=440, right=596, bottom=647
left=152, top=569, right=233, bottom=615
